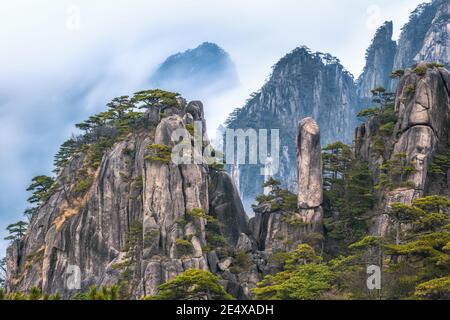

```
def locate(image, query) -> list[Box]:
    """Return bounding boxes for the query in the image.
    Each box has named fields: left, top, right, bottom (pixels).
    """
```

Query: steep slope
left=356, top=21, right=397, bottom=99
left=151, top=42, right=239, bottom=99
left=394, top=0, right=450, bottom=72
left=5, top=95, right=249, bottom=298
left=226, top=47, right=358, bottom=209
left=354, top=64, right=450, bottom=234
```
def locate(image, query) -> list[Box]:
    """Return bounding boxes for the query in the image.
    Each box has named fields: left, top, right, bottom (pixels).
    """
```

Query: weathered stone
left=228, top=47, right=358, bottom=210
left=357, top=21, right=397, bottom=99
left=236, top=233, right=254, bottom=253
left=5, top=99, right=250, bottom=299
left=297, top=117, right=323, bottom=209
left=208, top=170, right=248, bottom=245
left=218, top=258, right=232, bottom=271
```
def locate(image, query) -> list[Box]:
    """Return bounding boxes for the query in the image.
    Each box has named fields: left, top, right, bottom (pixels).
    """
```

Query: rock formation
left=229, top=1, right=450, bottom=207
left=354, top=64, right=450, bottom=235
left=250, top=118, right=324, bottom=256
left=297, top=118, right=323, bottom=228
left=5, top=98, right=249, bottom=299
left=393, top=0, right=450, bottom=72
left=227, top=47, right=358, bottom=209
left=356, top=21, right=397, bottom=99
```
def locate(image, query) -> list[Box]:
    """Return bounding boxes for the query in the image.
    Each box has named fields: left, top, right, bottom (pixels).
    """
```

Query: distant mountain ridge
left=150, top=42, right=239, bottom=99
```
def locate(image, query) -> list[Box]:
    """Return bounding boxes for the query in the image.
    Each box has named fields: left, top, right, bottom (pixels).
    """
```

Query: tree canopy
left=144, top=269, right=234, bottom=300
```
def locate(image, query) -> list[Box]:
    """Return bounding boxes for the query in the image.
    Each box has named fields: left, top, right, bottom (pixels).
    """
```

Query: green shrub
left=357, top=107, right=380, bottom=120
left=75, top=285, right=120, bottom=300
left=144, top=144, right=172, bottom=163
left=281, top=214, right=306, bottom=227
left=187, top=208, right=216, bottom=223
left=74, top=174, right=93, bottom=195
left=176, top=238, right=193, bottom=255
left=122, top=148, right=134, bottom=157
left=429, top=148, right=450, bottom=175
left=209, top=162, right=225, bottom=171
left=233, top=250, right=251, bottom=272
left=207, top=234, right=227, bottom=248
left=390, top=69, right=405, bottom=79
left=404, top=84, right=416, bottom=94
left=185, top=124, right=195, bottom=136
left=413, top=66, right=428, bottom=76
left=426, top=62, right=444, bottom=69
left=372, top=137, right=385, bottom=155
left=143, top=269, right=234, bottom=300
left=379, top=122, right=395, bottom=136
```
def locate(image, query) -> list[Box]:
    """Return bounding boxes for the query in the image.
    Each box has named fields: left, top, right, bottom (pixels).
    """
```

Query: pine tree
left=4, top=221, right=28, bottom=241
left=26, top=175, right=55, bottom=205
left=144, top=269, right=234, bottom=300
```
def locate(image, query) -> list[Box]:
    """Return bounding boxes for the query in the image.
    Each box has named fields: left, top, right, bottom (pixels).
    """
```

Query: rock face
left=356, top=21, right=397, bottom=99
left=356, top=1, right=450, bottom=96
left=151, top=42, right=239, bottom=99
left=297, top=118, right=323, bottom=209
left=208, top=170, right=249, bottom=245
left=250, top=118, right=324, bottom=256
left=5, top=98, right=249, bottom=298
left=394, top=0, right=450, bottom=72
left=354, top=64, right=450, bottom=235
left=227, top=47, right=358, bottom=210
left=297, top=118, right=323, bottom=227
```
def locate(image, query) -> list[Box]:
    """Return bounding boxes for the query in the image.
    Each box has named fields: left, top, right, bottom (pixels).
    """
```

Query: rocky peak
left=5, top=94, right=250, bottom=298
left=297, top=118, right=322, bottom=210
left=357, top=21, right=397, bottom=99
left=297, top=118, right=323, bottom=231
left=354, top=64, right=450, bottom=235
left=393, top=0, right=450, bottom=72
left=226, top=46, right=358, bottom=209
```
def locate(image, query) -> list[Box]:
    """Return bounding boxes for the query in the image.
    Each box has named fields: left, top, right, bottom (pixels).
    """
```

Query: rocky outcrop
left=357, top=21, right=397, bottom=99
left=354, top=64, right=450, bottom=235
left=297, top=118, right=323, bottom=228
left=250, top=118, right=324, bottom=255
left=394, top=0, right=450, bottom=72
left=227, top=47, right=358, bottom=209
left=5, top=98, right=249, bottom=298
left=208, top=170, right=249, bottom=245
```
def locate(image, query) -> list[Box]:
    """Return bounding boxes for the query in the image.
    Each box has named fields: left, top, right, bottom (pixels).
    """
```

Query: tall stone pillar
left=297, top=117, right=323, bottom=228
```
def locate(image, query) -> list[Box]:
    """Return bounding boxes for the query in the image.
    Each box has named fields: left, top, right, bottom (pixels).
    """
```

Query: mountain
left=394, top=0, right=450, bottom=72
left=355, top=63, right=450, bottom=234
left=150, top=42, right=239, bottom=99
left=231, top=0, right=450, bottom=209
left=356, top=21, right=397, bottom=99
left=5, top=64, right=450, bottom=299
left=4, top=0, right=450, bottom=301
left=226, top=47, right=358, bottom=210
left=3, top=90, right=328, bottom=300
left=5, top=94, right=252, bottom=298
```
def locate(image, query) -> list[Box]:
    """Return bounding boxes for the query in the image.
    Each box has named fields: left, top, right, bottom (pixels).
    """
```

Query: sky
left=0, top=0, right=428, bottom=257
